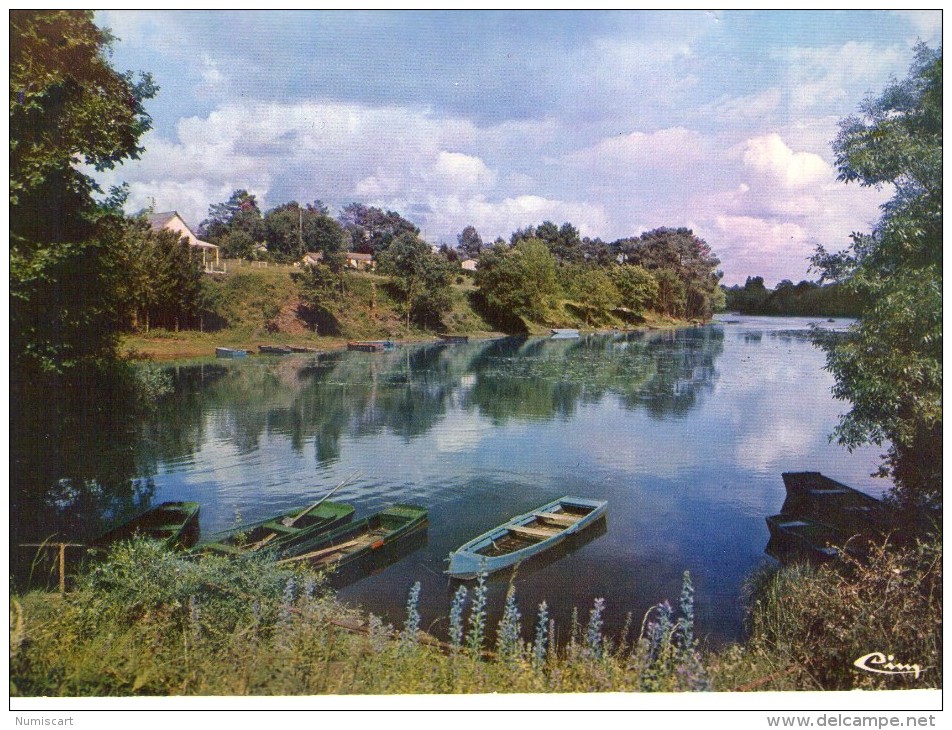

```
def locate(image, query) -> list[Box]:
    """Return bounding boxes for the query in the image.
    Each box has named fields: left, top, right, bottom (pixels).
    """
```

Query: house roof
left=346, top=252, right=374, bottom=261
left=147, top=210, right=219, bottom=250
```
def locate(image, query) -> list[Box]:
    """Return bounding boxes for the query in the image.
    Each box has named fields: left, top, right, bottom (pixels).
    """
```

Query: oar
left=248, top=472, right=361, bottom=551
left=275, top=539, right=363, bottom=565
left=282, top=471, right=360, bottom=527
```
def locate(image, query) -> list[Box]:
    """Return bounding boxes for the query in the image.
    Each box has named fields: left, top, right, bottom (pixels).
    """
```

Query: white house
left=147, top=211, right=222, bottom=272
left=460, top=258, right=478, bottom=272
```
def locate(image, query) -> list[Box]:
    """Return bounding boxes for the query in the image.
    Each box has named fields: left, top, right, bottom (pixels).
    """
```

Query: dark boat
left=277, top=504, right=428, bottom=570
left=287, top=345, right=318, bottom=353
left=446, top=496, right=607, bottom=579
left=91, top=502, right=201, bottom=551
left=781, top=472, right=892, bottom=534
left=765, top=514, right=862, bottom=564
left=438, top=334, right=469, bottom=344
left=216, top=347, right=248, bottom=358
left=258, top=345, right=293, bottom=355
left=197, top=501, right=355, bottom=556
left=347, top=340, right=395, bottom=352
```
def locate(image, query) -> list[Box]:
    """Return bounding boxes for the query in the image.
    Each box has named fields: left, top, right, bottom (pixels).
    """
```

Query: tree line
left=723, top=277, right=866, bottom=317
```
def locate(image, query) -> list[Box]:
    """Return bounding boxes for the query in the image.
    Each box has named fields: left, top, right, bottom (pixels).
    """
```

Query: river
left=12, top=316, right=890, bottom=646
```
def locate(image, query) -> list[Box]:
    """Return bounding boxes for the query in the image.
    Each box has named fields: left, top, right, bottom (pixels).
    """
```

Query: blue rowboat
left=446, top=496, right=607, bottom=579
left=216, top=347, right=247, bottom=358
left=550, top=329, right=579, bottom=339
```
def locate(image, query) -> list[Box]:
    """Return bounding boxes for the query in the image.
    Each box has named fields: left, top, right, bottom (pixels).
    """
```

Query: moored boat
left=91, top=501, right=201, bottom=551
left=216, top=347, right=248, bottom=358
left=197, top=501, right=355, bottom=556
left=347, top=340, right=395, bottom=352
left=781, top=471, right=892, bottom=534
left=765, top=514, right=860, bottom=564
left=446, top=496, right=607, bottom=579
left=277, top=504, right=428, bottom=569
left=438, top=334, right=469, bottom=344
left=550, top=329, right=579, bottom=339
left=258, top=345, right=293, bottom=355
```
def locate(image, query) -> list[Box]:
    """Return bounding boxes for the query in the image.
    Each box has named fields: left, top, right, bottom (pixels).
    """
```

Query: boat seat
left=533, top=512, right=579, bottom=526
left=508, top=525, right=559, bottom=539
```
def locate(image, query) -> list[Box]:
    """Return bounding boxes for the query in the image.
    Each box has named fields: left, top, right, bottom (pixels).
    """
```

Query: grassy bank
left=10, top=535, right=940, bottom=696
left=119, top=264, right=695, bottom=360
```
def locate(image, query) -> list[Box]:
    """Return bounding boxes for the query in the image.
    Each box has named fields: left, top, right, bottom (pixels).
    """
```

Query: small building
left=301, top=251, right=324, bottom=267
left=460, top=258, right=478, bottom=272
left=147, top=211, right=223, bottom=272
left=345, top=252, right=375, bottom=270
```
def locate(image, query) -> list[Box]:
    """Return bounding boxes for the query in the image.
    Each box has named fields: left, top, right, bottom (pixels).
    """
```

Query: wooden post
left=59, top=543, right=66, bottom=594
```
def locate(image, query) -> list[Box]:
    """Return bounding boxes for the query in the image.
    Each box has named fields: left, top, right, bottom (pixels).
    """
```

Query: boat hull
left=447, top=496, right=607, bottom=579
left=216, top=347, right=247, bottom=358
left=197, top=501, right=355, bottom=556
left=280, top=504, right=428, bottom=570
left=347, top=341, right=394, bottom=352
left=92, top=501, right=201, bottom=551
left=765, top=514, right=860, bottom=564
left=781, top=471, right=892, bottom=534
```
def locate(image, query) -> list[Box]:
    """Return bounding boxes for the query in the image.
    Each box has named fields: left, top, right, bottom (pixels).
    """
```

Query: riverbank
left=118, top=265, right=702, bottom=360
left=10, top=533, right=940, bottom=695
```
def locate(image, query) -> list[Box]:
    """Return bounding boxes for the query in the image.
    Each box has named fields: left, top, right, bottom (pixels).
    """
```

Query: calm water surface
left=16, top=316, right=890, bottom=646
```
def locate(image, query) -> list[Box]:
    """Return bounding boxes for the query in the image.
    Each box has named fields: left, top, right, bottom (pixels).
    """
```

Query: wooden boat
left=765, top=514, right=862, bottom=564
left=550, top=328, right=580, bottom=339
left=347, top=340, right=395, bottom=352
left=258, top=345, right=293, bottom=355
left=446, top=496, right=607, bottom=579
left=288, top=345, right=318, bottom=353
left=91, top=501, right=201, bottom=551
left=781, top=472, right=892, bottom=534
left=216, top=347, right=248, bottom=358
left=198, top=501, right=355, bottom=557
left=438, top=334, right=469, bottom=344
left=277, top=504, right=428, bottom=569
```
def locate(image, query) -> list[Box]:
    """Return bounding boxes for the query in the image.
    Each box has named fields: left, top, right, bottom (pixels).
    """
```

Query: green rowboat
left=91, top=501, right=201, bottom=551
left=198, top=501, right=355, bottom=556
left=277, top=504, right=428, bottom=569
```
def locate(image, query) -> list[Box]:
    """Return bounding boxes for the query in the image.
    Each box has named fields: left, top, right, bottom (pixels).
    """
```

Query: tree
left=199, top=189, right=265, bottom=259
left=10, top=11, right=157, bottom=375
left=611, top=264, right=659, bottom=315
left=338, top=203, right=419, bottom=255
left=810, top=44, right=941, bottom=509
left=377, top=233, right=454, bottom=330
left=617, top=228, right=722, bottom=319
left=457, top=225, right=483, bottom=258
left=475, top=238, right=560, bottom=325
left=264, top=200, right=346, bottom=261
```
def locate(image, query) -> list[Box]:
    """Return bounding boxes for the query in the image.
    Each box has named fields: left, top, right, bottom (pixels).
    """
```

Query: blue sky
left=93, top=10, right=941, bottom=285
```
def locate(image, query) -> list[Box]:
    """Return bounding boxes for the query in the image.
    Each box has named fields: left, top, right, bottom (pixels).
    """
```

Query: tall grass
left=9, top=535, right=941, bottom=695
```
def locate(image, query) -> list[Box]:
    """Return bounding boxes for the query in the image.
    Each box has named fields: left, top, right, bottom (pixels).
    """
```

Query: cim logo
left=853, top=652, right=926, bottom=679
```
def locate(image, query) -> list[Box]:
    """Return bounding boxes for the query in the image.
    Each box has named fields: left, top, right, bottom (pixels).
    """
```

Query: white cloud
left=890, top=10, right=942, bottom=43
left=741, top=134, right=833, bottom=188
left=432, top=151, right=498, bottom=191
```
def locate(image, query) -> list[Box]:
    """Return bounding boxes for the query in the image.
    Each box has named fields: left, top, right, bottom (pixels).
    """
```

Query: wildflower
left=400, top=581, right=422, bottom=649
left=465, top=568, right=488, bottom=654
left=449, top=585, right=468, bottom=650
left=586, top=597, right=605, bottom=659
left=496, top=584, right=522, bottom=660
left=533, top=601, right=549, bottom=668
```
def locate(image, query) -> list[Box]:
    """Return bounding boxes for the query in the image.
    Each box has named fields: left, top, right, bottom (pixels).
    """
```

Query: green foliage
left=263, top=201, right=346, bottom=262
left=199, top=190, right=266, bottom=259
left=10, top=11, right=156, bottom=378
left=810, top=44, right=942, bottom=506
left=456, top=225, right=483, bottom=259
left=744, top=536, right=941, bottom=690
left=377, top=234, right=454, bottom=330
left=475, top=239, right=560, bottom=328
left=724, top=277, right=865, bottom=317
left=338, top=203, right=419, bottom=255
left=294, top=255, right=348, bottom=335
left=610, top=264, right=659, bottom=316
left=616, top=228, right=722, bottom=319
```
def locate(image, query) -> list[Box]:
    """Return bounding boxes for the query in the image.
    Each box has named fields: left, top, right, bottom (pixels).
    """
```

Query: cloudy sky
left=93, top=10, right=941, bottom=285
